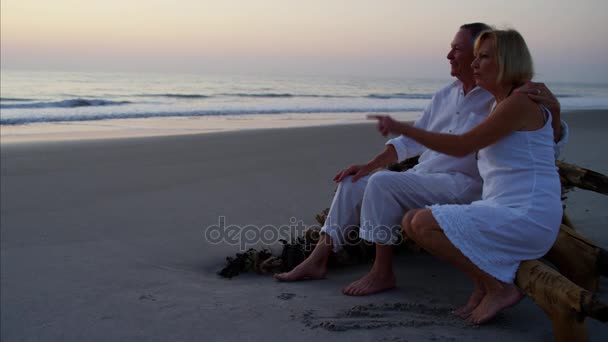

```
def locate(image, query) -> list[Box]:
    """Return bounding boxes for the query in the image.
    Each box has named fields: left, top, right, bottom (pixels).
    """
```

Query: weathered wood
left=516, top=260, right=608, bottom=342
left=561, top=213, right=576, bottom=230
left=600, top=249, right=608, bottom=278
left=556, top=160, right=608, bottom=195
left=544, top=224, right=607, bottom=291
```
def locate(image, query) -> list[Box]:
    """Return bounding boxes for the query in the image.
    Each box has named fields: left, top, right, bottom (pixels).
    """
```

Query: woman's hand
left=514, top=81, right=560, bottom=115
left=514, top=81, right=562, bottom=142
left=368, top=115, right=403, bottom=137
left=333, top=164, right=375, bottom=183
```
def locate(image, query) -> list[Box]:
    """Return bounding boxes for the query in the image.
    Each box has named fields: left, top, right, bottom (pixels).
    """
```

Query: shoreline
left=1, top=109, right=603, bottom=145
left=0, top=112, right=420, bottom=144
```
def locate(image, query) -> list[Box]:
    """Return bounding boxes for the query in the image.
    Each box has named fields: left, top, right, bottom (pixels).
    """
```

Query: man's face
left=447, top=29, right=475, bottom=80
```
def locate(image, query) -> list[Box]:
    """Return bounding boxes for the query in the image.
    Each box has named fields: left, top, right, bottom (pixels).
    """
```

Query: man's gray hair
left=460, top=23, right=492, bottom=42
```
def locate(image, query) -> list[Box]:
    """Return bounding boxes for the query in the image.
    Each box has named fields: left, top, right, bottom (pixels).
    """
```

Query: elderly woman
left=370, top=29, right=562, bottom=324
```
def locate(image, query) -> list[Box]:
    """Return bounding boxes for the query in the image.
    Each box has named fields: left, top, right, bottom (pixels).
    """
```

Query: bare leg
left=274, top=233, right=332, bottom=281
left=467, top=278, right=523, bottom=325
left=453, top=281, right=485, bottom=319
left=341, top=243, right=396, bottom=296
left=403, top=209, right=523, bottom=324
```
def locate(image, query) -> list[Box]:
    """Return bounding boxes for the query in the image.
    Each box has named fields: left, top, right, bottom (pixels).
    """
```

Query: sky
left=2, top=0, right=608, bottom=82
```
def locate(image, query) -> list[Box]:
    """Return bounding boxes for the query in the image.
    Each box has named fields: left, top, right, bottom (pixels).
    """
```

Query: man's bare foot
left=341, top=271, right=396, bottom=296
left=274, top=259, right=327, bottom=282
left=468, top=283, right=524, bottom=325
left=453, top=284, right=486, bottom=319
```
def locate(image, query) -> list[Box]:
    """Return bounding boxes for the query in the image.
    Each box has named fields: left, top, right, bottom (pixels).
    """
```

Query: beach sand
left=1, top=110, right=607, bottom=341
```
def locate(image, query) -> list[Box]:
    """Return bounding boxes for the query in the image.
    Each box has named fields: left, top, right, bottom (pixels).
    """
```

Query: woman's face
left=471, top=38, right=498, bottom=90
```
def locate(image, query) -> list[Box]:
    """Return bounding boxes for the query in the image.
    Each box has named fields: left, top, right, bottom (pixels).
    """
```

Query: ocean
left=2, top=70, right=608, bottom=126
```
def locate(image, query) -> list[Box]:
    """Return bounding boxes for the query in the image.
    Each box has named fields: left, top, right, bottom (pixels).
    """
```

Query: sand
left=1, top=110, right=607, bottom=341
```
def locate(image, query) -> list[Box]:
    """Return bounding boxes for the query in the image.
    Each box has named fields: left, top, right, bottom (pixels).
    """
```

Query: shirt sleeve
left=385, top=99, right=433, bottom=161
left=554, top=119, right=569, bottom=159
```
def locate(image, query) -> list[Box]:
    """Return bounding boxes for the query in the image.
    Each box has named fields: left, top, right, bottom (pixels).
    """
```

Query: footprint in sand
left=301, top=302, right=468, bottom=332
left=277, top=293, right=297, bottom=300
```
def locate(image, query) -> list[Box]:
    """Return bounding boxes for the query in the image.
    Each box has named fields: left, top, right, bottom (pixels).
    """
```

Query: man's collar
left=453, top=79, right=485, bottom=95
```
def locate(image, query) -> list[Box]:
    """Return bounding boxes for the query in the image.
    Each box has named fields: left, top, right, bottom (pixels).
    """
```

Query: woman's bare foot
left=453, top=284, right=486, bottom=319
left=468, top=283, right=524, bottom=325
left=274, top=258, right=327, bottom=282
left=341, top=271, right=396, bottom=296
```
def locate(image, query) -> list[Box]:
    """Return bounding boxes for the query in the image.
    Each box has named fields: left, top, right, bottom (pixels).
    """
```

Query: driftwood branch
left=516, top=260, right=607, bottom=342
left=545, top=224, right=608, bottom=291
left=556, top=160, right=608, bottom=195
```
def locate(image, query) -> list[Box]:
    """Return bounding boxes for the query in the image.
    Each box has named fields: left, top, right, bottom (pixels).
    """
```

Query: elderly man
left=275, top=23, right=567, bottom=298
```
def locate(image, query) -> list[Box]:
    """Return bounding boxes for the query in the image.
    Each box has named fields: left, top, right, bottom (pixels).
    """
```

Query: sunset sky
left=2, top=0, right=607, bottom=82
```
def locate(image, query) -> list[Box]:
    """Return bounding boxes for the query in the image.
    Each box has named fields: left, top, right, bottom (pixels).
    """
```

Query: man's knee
left=367, top=171, right=424, bottom=205
left=365, top=171, right=405, bottom=202
left=367, top=171, right=394, bottom=189
left=337, top=175, right=366, bottom=196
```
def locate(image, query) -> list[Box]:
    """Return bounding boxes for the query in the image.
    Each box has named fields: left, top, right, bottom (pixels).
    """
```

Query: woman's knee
left=406, top=209, right=436, bottom=238
left=401, top=209, right=422, bottom=238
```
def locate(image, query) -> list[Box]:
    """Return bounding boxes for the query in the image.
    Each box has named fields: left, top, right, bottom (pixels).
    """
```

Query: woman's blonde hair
left=474, top=29, right=534, bottom=86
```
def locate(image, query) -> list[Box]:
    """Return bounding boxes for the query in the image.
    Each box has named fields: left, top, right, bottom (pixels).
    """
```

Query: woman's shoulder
left=501, top=92, right=538, bottom=112
left=498, top=92, right=545, bottom=130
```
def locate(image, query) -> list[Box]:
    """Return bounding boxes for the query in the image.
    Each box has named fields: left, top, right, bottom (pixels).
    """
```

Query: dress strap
left=540, top=105, right=552, bottom=125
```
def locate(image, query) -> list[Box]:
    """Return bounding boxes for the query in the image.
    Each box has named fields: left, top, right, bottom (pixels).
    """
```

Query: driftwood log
left=545, top=224, right=608, bottom=292
left=516, top=260, right=606, bottom=342
left=218, top=158, right=608, bottom=340
left=556, top=160, right=608, bottom=195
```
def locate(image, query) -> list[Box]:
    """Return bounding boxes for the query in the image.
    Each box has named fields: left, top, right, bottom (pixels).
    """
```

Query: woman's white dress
left=429, top=109, right=562, bottom=283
